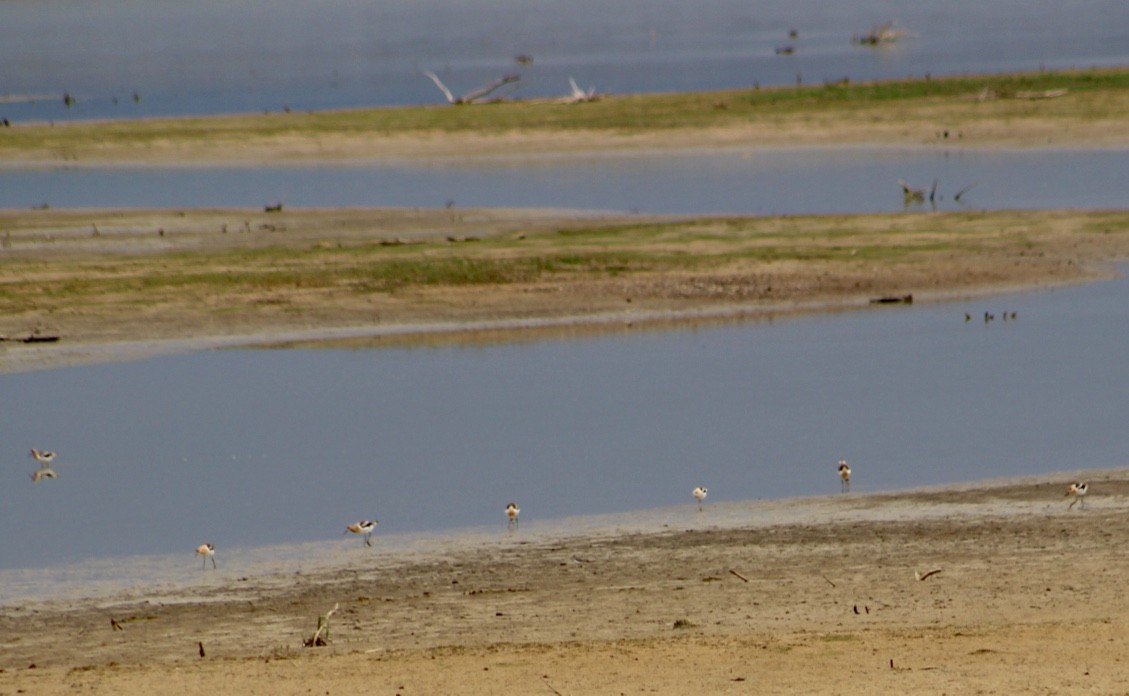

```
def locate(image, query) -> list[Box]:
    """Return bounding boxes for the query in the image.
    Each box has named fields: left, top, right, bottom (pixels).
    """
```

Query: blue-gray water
left=2, top=272, right=1127, bottom=577
left=2, top=0, right=1128, bottom=598
left=4, top=148, right=1129, bottom=215
left=2, top=0, right=1127, bottom=122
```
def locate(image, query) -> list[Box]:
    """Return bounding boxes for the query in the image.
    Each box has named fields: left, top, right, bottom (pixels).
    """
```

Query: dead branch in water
left=424, top=71, right=521, bottom=105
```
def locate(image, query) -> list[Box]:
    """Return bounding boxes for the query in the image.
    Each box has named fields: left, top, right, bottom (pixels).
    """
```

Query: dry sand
left=4, top=471, right=1129, bottom=694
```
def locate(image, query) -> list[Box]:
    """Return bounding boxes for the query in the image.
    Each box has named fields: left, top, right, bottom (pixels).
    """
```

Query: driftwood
left=898, top=178, right=937, bottom=205
left=954, top=183, right=976, bottom=202
left=424, top=71, right=521, bottom=105
left=304, top=603, right=339, bottom=647
left=561, top=77, right=601, bottom=104
left=854, top=21, right=910, bottom=45
left=1014, top=89, right=1068, bottom=100
left=729, top=569, right=750, bottom=583
left=870, top=294, right=913, bottom=305
left=0, top=334, right=61, bottom=343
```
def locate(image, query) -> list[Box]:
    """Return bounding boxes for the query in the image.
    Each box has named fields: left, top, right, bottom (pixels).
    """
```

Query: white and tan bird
left=505, top=502, right=520, bottom=530
left=838, top=460, right=852, bottom=493
left=30, top=448, right=56, bottom=464
left=30, top=467, right=58, bottom=483
left=29, top=448, right=59, bottom=483
left=1066, top=482, right=1089, bottom=510
left=345, top=520, right=378, bottom=546
left=195, top=543, right=216, bottom=569
left=692, top=486, right=708, bottom=512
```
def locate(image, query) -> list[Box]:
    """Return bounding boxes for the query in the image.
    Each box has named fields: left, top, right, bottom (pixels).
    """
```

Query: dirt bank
left=4, top=471, right=1129, bottom=694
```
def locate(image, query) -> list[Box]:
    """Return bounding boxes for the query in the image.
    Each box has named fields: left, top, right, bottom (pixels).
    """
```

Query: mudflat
left=3, top=472, right=1129, bottom=694
left=3, top=71, right=1129, bottom=694
left=2, top=206, right=1128, bottom=374
left=4, top=71, right=1129, bottom=372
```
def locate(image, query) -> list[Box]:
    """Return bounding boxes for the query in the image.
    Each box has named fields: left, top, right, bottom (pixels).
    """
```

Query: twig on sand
left=729, top=569, right=750, bottom=583
left=304, top=602, right=340, bottom=647
left=822, top=574, right=837, bottom=588
left=543, top=675, right=566, bottom=695
left=914, top=568, right=942, bottom=581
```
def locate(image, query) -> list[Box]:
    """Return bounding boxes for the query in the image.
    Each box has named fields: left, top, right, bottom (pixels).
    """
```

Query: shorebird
left=505, top=502, right=520, bottom=530
left=30, top=448, right=56, bottom=464
left=30, top=467, right=58, bottom=483
left=196, top=543, right=216, bottom=569
left=29, top=449, right=59, bottom=482
left=345, top=520, right=378, bottom=547
left=1066, top=482, right=1088, bottom=510
left=692, top=486, right=708, bottom=512
left=838, top=460, right=852, bottom=493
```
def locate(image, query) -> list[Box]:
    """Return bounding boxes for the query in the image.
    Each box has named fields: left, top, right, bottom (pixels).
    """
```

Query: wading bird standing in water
left=30, top=448, right=56, bottom=465
left=196, top=543, right=216, bottom=569
left=345, top=520, right=378, bottom=547
left=30, top=466, right=57, bottom=483
left=838, top=460, right=852, bottom=493
left=506, top=502, right=520, bottom=530
left=692, top=486, right=708, bottom=512
left=1066, top=482, right=1088, bottom=510
left=29, top=448, right=59, bottom=483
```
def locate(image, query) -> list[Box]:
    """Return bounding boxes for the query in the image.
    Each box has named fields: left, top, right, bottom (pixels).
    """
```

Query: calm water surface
left=4, top=148, right=1128, bottom=214
left=2, top=0, right=1127, bottom=122
left=2, top=271, right=1127, bottom=584
left=2, top=0, right=1128, bottom=601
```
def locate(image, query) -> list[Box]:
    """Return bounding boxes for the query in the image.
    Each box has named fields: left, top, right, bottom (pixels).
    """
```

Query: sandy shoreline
left=5, top=469, right=1129, bottom=693
left=7, top=68, right=1129, bottom=166
left=4, top=205, right=1129, bottom=375
left=5, top=73, right=1129, bottom=692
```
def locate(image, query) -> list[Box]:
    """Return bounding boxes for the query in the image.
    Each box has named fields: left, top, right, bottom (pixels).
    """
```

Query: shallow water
left=2, top=0, right=1128, bottom=601
left=5, top=147, right=1128, bottom=215
left=2, top=0, right=1126, bottom=122
left=2, top=270, right=1127, bottom=583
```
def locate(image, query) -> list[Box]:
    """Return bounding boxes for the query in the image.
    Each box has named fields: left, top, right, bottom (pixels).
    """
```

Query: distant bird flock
left=17, top=444, right=1096, bottom=571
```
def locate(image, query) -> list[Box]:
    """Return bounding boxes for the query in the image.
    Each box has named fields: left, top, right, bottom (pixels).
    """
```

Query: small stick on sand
left=305, top=603, right=340, bottom=647
left=729, top=569, right=749, bottom=583
left=915, top=568, right=942, bottom=581
left=543, top=676, right=565, bottom=696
